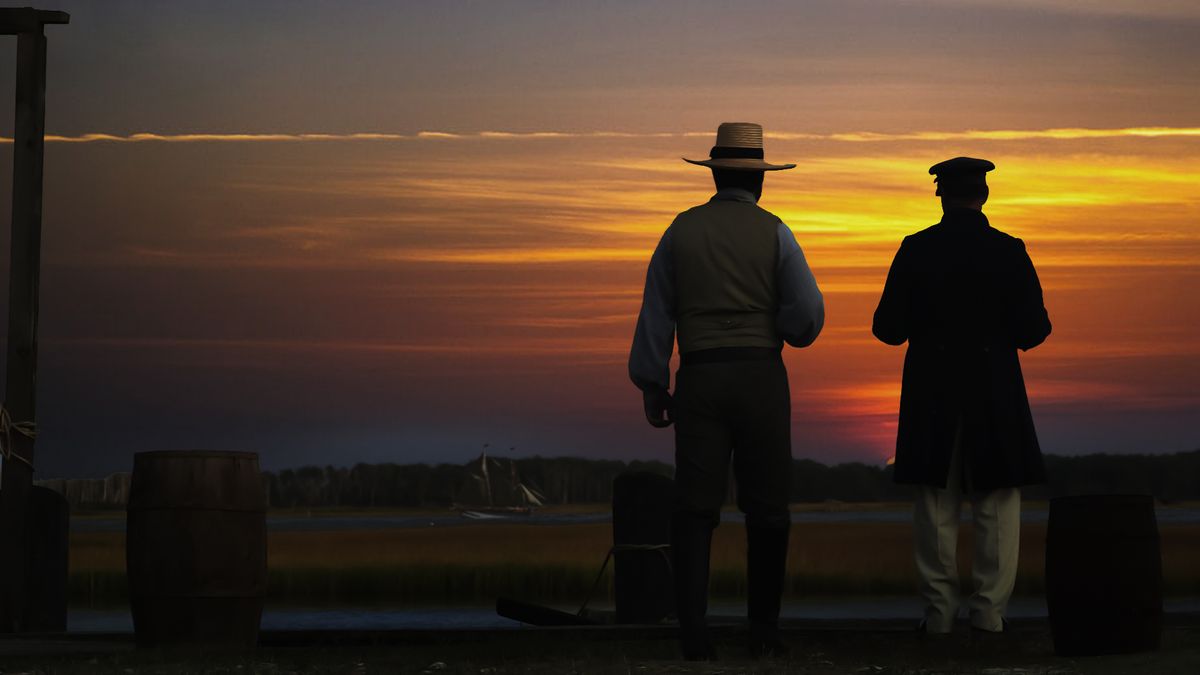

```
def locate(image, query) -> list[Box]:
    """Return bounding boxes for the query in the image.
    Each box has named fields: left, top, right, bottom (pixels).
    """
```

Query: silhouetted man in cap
left=873, top=157, right=1051, bottom=635
left=630, top=122, right=824, bottom=660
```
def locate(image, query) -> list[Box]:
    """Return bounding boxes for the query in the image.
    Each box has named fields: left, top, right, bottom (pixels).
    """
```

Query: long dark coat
left=873, top=208, right=1052, bottom=491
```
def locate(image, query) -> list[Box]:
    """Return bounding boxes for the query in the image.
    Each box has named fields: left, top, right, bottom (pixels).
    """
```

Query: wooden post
left=0, top=7, right=68, bottom=633
left=612, top=472, right=674, bottom=624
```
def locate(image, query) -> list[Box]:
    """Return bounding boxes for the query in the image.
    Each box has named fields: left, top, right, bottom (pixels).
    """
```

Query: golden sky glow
left=7, top=126, right=1194, bottom=475
left=2, top=0, right=1198, bottom=475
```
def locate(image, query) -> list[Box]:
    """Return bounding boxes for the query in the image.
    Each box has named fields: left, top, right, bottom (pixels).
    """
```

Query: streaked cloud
left=46, top=335, right=622, bottom=357
left=10, top=126, right=1200, bottom=145
left=375, top=248, right=649, bottom=264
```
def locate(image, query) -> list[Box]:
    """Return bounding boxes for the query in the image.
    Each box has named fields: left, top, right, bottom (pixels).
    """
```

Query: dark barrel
left=21, top=485, right=70, bottom=631
left=1045, top=494, right=1162, bottom=656
left=612, top=471, right=674, bottom=624
left=126, top=451, right=267, bottom=647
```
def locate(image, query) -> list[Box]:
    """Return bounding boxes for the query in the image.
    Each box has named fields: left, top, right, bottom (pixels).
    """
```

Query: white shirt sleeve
left=628, top=228, right=676, bottom=391
left=776, top=221, right=825, bottom=348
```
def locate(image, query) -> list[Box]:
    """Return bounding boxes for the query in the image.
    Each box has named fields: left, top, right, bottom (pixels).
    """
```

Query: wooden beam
left=0, top=8, right=69, bottom=35
left=0, top=25, right=49, bottom=633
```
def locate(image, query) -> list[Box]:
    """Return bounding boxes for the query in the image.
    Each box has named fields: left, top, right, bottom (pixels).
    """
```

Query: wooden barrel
left=126, top=451, right=267, bottom=647
left=17, top=486, right=70, bottom=632
left=1046, top=494, right=1162, bottom=656
left=612, top=471, right=674, bottom=624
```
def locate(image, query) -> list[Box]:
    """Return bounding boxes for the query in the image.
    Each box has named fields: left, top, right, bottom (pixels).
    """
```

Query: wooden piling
left=0, top=7, right=69, bottom=633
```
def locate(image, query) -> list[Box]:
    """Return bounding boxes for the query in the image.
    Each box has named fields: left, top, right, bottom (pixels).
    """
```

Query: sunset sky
left=0, top=1, right=1197, bottom=477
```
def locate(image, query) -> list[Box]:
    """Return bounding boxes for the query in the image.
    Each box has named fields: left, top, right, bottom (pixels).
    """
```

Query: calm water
left=67, top=597, right=1200, bottom=633
left=71, top=505, right=1200, bottom=532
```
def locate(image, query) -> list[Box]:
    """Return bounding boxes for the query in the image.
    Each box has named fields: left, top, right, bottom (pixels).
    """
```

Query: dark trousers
left=672, top=356, right=792, bottom=526
left=670, top=352, right=793, bottom=652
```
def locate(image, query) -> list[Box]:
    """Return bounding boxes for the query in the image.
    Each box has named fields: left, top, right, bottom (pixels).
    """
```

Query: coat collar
left=710, top=187, right=759, bottom=204
left=940, top=207, right=990, bottom=228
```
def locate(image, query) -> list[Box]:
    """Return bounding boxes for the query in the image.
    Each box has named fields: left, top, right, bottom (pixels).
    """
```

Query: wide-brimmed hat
left=683, top=122, right=795, bottom=171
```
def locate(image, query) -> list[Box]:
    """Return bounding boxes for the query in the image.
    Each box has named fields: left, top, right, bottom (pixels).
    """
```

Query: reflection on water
left=68, top=505, right=1200, bottom=533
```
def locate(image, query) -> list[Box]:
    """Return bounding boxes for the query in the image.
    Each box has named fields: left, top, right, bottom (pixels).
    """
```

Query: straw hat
left=683, top=122, right=795, bottom=171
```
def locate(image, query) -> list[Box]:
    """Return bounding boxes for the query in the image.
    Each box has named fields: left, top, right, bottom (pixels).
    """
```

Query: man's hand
left=643, top=387, right=674, bottom=428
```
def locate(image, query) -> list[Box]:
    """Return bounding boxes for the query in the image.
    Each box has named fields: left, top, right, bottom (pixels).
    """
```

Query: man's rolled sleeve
left=629, top=228, right=676, bottom=391
left=775, top=222, right=825, bottom=348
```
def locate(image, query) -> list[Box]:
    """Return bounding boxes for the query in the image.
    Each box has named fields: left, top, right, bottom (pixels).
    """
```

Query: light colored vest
left=671, top=199, right=782, bottom=354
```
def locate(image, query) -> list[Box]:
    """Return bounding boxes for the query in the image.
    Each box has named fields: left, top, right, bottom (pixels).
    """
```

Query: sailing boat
left=455, top=446, right=545, bottom=517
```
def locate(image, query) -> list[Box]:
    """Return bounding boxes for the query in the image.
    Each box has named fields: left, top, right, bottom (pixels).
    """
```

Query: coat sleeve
left=775, top=222, right=825, bottom=348
left=1011, top=238, right=1052, bottom=351
left=628, top=227, right=676, bottom=392
left=872, top=236, right=914, bottom=346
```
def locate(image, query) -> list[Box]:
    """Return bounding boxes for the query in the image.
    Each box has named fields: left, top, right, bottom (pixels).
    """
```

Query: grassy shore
left=68, top=517, right=1200, bottom=606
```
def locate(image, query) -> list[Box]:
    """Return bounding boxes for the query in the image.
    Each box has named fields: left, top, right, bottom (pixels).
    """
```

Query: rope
left=576, top=543, right=672, bottom=617
left=0, top=404, right=36, bottom=468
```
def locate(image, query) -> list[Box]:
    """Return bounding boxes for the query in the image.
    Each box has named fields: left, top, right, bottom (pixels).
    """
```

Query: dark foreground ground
left=2, top=617, right=1198, bottom=674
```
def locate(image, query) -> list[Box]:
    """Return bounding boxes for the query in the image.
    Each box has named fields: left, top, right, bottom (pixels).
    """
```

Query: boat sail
left=455, top=448, right=545, bottom=517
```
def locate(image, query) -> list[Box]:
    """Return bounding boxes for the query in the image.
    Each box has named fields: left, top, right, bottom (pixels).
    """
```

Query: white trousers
left=913, top=436, right=1020, bottom=633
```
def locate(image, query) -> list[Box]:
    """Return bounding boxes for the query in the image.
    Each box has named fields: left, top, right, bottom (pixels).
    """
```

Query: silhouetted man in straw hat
left=630, top=122, right=824, bottom=660
left=873, top=157, right=1051, bottom=635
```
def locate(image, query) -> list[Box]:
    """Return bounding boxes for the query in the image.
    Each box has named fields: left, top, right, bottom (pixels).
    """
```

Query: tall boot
left=671, top=510, right=717, bottom=661
left=746, top=519, right=790, bottom=658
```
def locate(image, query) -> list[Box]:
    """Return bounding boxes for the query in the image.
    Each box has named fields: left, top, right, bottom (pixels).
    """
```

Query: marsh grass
left=68, top=521, right=1200, bottom=606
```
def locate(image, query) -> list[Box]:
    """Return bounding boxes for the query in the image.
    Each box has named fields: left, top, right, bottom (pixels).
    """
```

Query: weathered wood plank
left=0, top=25, right=49, bottom=633
left=0, top=8, right=69, bottom=35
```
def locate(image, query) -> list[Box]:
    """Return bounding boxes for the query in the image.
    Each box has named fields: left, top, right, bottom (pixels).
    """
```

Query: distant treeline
left=265, top=457, right=673, bottom=509
left=263, top=449, right=1200, bottom=508
left=40, top=450, right=1200, bottom=510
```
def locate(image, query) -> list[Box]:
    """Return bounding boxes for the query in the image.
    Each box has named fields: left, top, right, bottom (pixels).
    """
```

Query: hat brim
left=683, top=157, right=796, bottom=171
